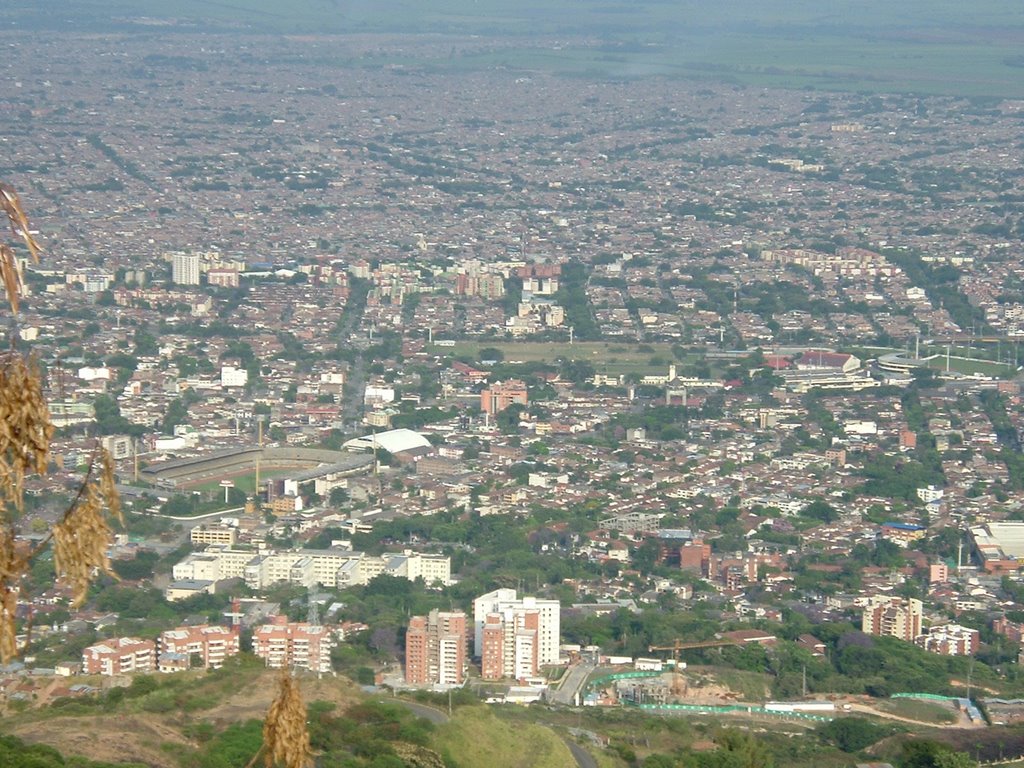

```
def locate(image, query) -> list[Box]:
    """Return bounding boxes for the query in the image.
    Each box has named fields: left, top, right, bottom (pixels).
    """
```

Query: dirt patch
left=205, top=671, right=363, bottom=725
left=10, top=713, right=190, bottom=768
left=6, top=670, right=363, bottom=767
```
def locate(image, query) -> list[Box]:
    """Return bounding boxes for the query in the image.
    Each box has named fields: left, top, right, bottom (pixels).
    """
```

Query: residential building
left=480, top=379, right=528, bottom=416
left=221, top=365, right=249, bottom=388
left=862, top=596, right=923, bottom=642
left=480, top=608, right=540, bottom=681
left=916, top=624, right=979, bottom=656
left=81, top=637, right=155, bottom=676
left=404, top=610, right=468, bottom=686
left=190, top=525, right=239, bottom=547
left=171, top=252, right=201, bottom=285
left=993, top=617, right=1024, bottom=643
left=472, top=589, right=559, bottom=665
left=157, top=625, right=240, bottom=671
left=252, top=616, right=335, bottom=674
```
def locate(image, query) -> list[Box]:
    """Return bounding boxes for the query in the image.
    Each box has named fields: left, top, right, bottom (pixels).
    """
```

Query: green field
left=190, top=469, right=295, bottom=495
left=433, top=707, right=574, bottom=768
left=439, top=340, right=695, bottom=376
left=923, top=354, right=1017, bottom=379
left=9, top=0, right=1024, bottom=98
left=875, top=697, right=959, bottom=724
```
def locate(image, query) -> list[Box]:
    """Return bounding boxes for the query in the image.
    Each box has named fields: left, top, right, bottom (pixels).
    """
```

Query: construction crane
left=648, top=638, right=742, bottom=696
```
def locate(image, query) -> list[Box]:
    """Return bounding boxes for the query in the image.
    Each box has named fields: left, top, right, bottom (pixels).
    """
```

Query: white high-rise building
left=172, top=252, right=201, bottom=285
left=473, top=588, right=560, bottom=665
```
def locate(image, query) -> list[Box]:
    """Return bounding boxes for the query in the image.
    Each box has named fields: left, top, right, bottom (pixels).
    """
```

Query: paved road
left=550, top=662, right=595, bottom=706
left=563, top=738, right=599, bottom=768
left=386, top=697, right=450, bottom=725
left=149, top=506, right=246, bottom=523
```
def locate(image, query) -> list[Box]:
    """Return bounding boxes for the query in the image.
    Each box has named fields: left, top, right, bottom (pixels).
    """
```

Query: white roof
left=343, top=428, right=431, bottom=455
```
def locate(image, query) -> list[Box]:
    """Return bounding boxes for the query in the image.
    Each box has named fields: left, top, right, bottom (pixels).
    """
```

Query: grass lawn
left=922, top=353, right=1016, bottom=378
left=187, top=469, right=298, bottom=495
left=433, top=707, right=573, bottom=768
left=438, top=340, right=693, bottom=374
left=875, top=697, right=958, bottom=724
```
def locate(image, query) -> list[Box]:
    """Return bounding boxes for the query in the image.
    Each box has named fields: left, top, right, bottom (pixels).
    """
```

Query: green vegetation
left=874, top=698, right=958, bottom=725
left=442, top=340, right=694, bottom=376
left=816, top=717, right=891, bottom=752
left=433, top=706, right=573, bottom=768
left=0, top=734, right=144, bottom=768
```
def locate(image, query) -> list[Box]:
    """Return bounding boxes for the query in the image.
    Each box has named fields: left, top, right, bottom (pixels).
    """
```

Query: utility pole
left=967, top=656, right=974, bottom=701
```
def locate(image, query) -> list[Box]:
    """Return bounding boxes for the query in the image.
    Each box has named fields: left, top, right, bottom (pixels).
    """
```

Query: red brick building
left=404, top=610, right=467, bottom=686
left=480, top=380, right=528, bottom=416
left=252, top=616, right=335, bottom=674
left=480, top=609, right=540, bottom=681
left=81, top=637, right=155, bottom=676
left=158, top=625, right=240, bottom=671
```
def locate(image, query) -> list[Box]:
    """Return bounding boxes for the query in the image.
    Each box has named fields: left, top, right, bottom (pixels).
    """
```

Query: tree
left=801, top=499, right=839, bottom=523
left=496, top=403, right=526, bottom=433
left=817, top=717, right=887, bottom=752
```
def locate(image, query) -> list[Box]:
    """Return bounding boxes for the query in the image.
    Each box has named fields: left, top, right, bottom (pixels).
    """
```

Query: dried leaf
left=53, top=483, right=119, bottom=607
left=0, top=183, right=41, bottom=262
left=262, top=672, right=312, bottom=768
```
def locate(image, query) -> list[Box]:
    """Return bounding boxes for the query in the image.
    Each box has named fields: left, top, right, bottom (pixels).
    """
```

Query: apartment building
left=479, top=380, right=528, bottom=416
left=916, top=624, right=980, bottom=656
left=189, top=525, right=239, bottom=547
left=480, top=608, right=540, bottom=681
left=252, top=616, right=335, bottom=674
left=473, top=589, right=559, bottom=666
left=157, top=625, right=240, bottom=671
left=81, top=637, right=155, bottom=676
left=404, top=610, right=468, bottom=686
left=861, top=596, right=923, bottom=642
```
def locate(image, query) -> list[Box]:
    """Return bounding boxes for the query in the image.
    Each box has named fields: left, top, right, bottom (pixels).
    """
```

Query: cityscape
left=2, top=3, right=1024, bottom=768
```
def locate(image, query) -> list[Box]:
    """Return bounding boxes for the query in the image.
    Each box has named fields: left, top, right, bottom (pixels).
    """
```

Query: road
left=563, top=738, right=599, bottom=768
left=848, top=702, right=983, bottom=728
left=387, top=697, right=450, bottom=725
left=550, top=662, right=595, bottom=706
left=149, top=506, right=245, bottom=523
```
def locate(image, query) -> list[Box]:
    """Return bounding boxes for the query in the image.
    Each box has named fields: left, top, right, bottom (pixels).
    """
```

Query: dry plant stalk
left=0, top=527, right=28, bottom=661
left=0, top=354, right=53, bottom=511
left=52, top=450, right=124, bottom=607
left=0, top=181, right=121, bottom=661
left=260, top=672, right=313, bottom=768
left=0, top=183, right=42, bottom=315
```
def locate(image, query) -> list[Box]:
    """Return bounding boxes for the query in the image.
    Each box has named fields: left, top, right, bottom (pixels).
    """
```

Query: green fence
left=585, top=671, right=662, bottom=693
left=891, top=693, right=959, bottom=702
left=627, top=702, right=833, bottom=722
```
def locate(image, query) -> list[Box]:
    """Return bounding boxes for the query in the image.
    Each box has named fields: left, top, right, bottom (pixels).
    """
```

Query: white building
left=473, top=588, right=560, bottom=665
left=221, top=365, right=249, bottom=388
left=172, top=252, right=201, bottom=285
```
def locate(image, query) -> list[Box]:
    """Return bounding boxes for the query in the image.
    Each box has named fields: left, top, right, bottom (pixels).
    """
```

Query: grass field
left=189, top=469, right=296, bottom=495
left=922, top=354, right=1017, bottom=378
left=432, top=707, right=574, bottom=768
left=874, top=697, right=958, bottom=724
left=439, top=340, right=693, bottom=375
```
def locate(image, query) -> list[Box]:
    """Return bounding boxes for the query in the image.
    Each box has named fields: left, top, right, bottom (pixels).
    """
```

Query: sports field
left=440, top=340, right=698, bottom=376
